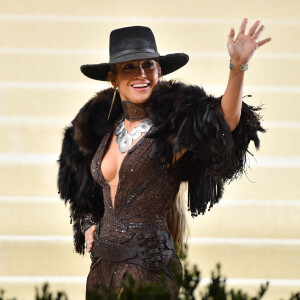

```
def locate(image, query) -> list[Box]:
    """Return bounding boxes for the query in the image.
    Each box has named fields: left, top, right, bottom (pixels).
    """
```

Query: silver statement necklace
left=114, top=116, right=153, bottom=153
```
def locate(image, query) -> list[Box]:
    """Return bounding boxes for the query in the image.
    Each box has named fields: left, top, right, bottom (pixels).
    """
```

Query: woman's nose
left=135, top=65, right=146, bottom=78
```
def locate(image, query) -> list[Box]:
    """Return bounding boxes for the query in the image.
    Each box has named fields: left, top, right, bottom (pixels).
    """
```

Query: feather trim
left=57, top=89, right=122, bottom=254
left=146, top=80, right=265, bottom=215
left=57, top=80, right=265, bottom=252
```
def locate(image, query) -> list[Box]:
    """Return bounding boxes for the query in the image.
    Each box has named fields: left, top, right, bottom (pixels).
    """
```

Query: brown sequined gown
left=87, top=129, right=184, bottom=297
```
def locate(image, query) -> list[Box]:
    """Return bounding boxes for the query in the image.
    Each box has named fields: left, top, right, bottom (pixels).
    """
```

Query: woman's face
left=109, top=59, right=161, bottom=104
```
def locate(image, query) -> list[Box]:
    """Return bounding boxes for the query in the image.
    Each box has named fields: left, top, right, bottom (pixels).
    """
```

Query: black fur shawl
left=57, top=80, right=264, bottom=254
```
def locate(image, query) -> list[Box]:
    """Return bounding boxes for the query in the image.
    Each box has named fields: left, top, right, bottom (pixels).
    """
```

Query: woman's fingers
left=246, top=21, right=271, bottom=47
left=252, top=25, right=265, bottom=40
left=87, top=240, right=94, bottom=252
left=247, top=20, right=261, bottom=37
left=257, top=37, right=272, bottom=47
left=238, top=18, right=248, bottom=35
left=227, top=28, right=235, bottom=48
left=228, top=28, right=235, bottom=42
left=86, top=235, right=94, bottom=252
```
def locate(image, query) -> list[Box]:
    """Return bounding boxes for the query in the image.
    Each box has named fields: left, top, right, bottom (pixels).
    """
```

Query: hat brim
left=80, top=53, right=189, bottom=81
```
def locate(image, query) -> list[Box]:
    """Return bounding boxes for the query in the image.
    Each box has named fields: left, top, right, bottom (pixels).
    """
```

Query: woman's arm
left=221, top=18, right=271, bottom=131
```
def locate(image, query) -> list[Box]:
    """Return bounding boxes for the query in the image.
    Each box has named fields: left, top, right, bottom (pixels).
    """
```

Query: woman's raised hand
left=227, top=18, right=272, bottom=67
left=85, top=224, right=97, bottom=253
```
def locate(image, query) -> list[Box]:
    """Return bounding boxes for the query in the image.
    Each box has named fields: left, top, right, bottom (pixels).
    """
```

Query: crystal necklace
left=114, top=116, right=153, bottom=153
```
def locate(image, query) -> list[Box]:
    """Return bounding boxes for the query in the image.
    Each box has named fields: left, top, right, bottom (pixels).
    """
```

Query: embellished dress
left=57, top=80, right=264, bottom=299
left=87, top=129, right=184, bottom=295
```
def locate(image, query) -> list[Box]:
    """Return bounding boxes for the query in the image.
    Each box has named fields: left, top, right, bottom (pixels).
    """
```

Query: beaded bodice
left=90, top=129, right=183, bottom=244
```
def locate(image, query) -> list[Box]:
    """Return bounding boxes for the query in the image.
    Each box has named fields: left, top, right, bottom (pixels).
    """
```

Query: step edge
left=0, top=276, right=299, bottom=287
left=189, top=237, right=300, bottom=246
left=1, top=82, right=300, bottom=94
left=1, top=14, right=300, bottom=26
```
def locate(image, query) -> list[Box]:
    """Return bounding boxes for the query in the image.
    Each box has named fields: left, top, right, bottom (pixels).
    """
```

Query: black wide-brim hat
left=80, top=26, right=189, bottom=81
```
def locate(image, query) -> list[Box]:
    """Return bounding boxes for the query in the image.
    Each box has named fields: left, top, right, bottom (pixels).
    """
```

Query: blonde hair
left=167, top=181, right=189, bottom=255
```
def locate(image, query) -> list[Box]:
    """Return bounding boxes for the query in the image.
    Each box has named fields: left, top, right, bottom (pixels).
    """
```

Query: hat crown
left=109, top=26, right=159, bottom=63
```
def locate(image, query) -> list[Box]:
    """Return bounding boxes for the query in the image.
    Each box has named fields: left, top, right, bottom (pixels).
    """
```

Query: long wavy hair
left=167, top=181, right=189, bottom=255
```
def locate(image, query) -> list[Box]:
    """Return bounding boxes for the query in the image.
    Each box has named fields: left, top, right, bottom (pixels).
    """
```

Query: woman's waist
left=98, top=219, right=170, bottom=241
left=92, top=227, right=175, bottom=271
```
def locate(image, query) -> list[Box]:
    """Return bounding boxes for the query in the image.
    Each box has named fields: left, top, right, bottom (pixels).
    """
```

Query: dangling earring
left=107, top=88, right=118, bottom=120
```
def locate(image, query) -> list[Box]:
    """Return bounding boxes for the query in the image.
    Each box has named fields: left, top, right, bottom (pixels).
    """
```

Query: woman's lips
left=131, top=83, right=150, bottom=88
left=130, top=83, right=150, bottom=92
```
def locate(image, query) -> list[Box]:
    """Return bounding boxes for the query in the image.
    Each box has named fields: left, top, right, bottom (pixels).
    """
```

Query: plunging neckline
left=98, top=129, right=149, bottom=212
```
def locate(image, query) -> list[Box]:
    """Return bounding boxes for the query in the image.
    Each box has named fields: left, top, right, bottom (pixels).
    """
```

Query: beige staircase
left=0, top=0, right=299, bottom=299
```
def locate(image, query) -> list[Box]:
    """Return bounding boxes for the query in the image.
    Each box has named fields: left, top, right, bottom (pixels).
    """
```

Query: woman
left=58, top=20, right=271, bottom=297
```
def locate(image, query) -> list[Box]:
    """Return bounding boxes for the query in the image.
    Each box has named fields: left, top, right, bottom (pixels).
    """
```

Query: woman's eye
left=123, top=64, right=134, bottom=70
left=143, top=60, right=155, bottom=68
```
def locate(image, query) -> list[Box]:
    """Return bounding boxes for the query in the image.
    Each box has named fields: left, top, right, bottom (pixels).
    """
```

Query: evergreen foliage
left=200, top=264, right=269, bottom=300
left=0, top=289, right=17, bottom=300
left=35, top=283, right=68, bottom=300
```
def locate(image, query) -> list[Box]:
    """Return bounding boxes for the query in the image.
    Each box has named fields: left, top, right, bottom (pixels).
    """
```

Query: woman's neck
left=121, top=101, right=147, bottom=121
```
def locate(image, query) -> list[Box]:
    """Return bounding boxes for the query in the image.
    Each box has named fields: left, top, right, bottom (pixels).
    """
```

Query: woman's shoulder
left=152, top=80, right=208, bottom=98
left=146, top=80, right=215, bottom=125
left=69, top=88, right=123, bottom=156
left=147, top=80, right=214, bottom=116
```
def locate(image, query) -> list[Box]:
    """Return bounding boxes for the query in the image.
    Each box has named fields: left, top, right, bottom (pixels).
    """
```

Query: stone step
left=188, top=199, right=300, bottom=239
left=1, top=120, right=299, bottom=156
left=0, top=198, right=72, bottom=236
left=0, top=159, right=299, bottom=199
left=1, top=197, right=299, bottom=239
left=0, top=87, right=94, bottom=119
left=248, top=127, right=300, bottom=157
left=0, top=121, right=65, bottom=154
left=0, top=119, right=64, bottom=155
left=0, top=17, right=296, bottom=53
left=0, top=277, right=299, bottom=300
left=1, top=51, right=299, bottom=87
left=188, top=238, right=300, bottom=279
left=0, top=0, right=298, bottom=297
left=221, top=282, right=300, bottom=300
left=0, top=87, right=299, bottom=122
left=223, top=166, right=299, bottom=200
left=0, top=237, right=90, bottom=276
left=0, top=281, right=85, bottom=300
left=1, top=0, right=299, bottom=19
left=0, top=237, right=299, bottom=279
left=0, top=158, right=58, bottom=196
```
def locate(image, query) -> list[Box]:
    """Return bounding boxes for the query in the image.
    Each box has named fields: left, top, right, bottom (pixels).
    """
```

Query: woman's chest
left=101, top=133, right=146, bottom=185
left=91, top=130, right=184, bottom=215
